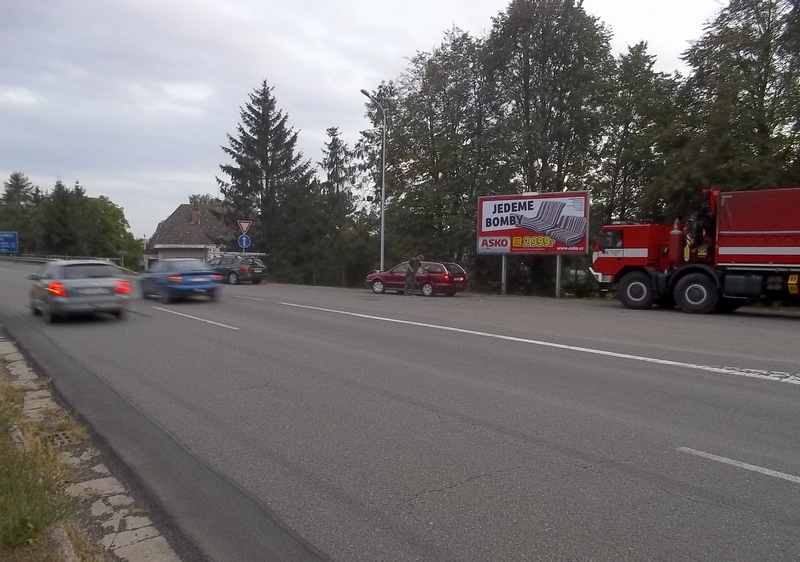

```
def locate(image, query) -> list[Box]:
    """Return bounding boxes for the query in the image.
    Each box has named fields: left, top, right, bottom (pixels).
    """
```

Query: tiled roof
left=148, top=203, right=230, bottom=250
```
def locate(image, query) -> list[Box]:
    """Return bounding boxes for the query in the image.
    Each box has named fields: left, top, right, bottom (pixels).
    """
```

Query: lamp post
left=360, top=88, right=386, bottom=271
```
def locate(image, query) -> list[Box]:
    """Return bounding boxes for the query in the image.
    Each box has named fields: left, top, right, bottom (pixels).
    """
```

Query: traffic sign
left=237, top=234, right=251, bottom=249
left=237, top=220, right=252, bottom=235
left=0, top=231, right=18, bottom=253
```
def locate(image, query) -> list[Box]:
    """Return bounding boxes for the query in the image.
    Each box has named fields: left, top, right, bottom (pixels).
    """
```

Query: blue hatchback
left=140, top=259, right=222, bottom=303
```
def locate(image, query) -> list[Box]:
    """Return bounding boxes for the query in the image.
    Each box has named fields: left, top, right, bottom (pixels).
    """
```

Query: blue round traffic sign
left=237, top=234, right=251, bottom=249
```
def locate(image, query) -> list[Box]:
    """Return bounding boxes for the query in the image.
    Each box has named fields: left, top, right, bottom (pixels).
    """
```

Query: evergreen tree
left=318, top=127, right=357, bottom=285
left=217, top=81, right=313, bottom=272
left=0, top=172, right=35, bottom=252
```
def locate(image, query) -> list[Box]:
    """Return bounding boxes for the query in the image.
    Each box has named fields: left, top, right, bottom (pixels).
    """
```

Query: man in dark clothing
left=404, top=255, right=424, bottom=296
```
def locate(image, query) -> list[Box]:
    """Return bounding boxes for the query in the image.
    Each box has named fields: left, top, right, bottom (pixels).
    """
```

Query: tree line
left=0, top=173, right=143, bottom=268
left=216, top=0, right=800, bottom=294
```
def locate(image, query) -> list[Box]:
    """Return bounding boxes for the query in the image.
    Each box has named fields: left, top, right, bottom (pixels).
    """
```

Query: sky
left=1, top=0, right=723, bottom=239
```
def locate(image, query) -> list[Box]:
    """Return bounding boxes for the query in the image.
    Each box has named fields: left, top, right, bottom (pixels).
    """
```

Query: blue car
left=140, top=259, right=222, bottom=303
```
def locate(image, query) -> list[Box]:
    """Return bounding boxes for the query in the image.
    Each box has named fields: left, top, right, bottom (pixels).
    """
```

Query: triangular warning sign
left=237, top=220, right=252, bottom=234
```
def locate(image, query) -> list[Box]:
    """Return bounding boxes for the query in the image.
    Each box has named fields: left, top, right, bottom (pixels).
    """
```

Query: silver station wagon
left=29, top=260, right=131, bottom=323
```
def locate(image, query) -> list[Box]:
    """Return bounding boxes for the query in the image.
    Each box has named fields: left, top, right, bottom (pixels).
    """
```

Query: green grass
left=0, top=383, right=69, bottom=549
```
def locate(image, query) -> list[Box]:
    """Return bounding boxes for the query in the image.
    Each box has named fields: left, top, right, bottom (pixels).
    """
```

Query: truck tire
left=618, top=272, right=656, bottom=310
left=675, top=273, right=718, bottom=314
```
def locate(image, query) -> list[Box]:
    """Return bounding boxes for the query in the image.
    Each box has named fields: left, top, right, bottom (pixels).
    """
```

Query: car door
left=31, top=264, right=52, bottom=308
left=217, top=257, right=235, bottom=276
left=385, top=264, right=408, bottom=290
left=422, top=263, right=444, bottom=290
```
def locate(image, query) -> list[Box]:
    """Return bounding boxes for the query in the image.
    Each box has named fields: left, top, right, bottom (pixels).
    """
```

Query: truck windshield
left=598, top=230, right=623, bottom=250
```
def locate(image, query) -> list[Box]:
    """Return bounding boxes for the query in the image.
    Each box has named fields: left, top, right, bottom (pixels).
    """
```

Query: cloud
left=0, top=0, right=721, bottom=238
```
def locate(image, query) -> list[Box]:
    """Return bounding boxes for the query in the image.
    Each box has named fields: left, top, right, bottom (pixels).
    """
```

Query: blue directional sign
left=0, top=231, right=18, bottom=253
left=237, top=234, right=251, bottom=249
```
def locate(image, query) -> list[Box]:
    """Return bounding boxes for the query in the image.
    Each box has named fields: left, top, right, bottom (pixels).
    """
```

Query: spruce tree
left=216, top=81, right=312, bottom=269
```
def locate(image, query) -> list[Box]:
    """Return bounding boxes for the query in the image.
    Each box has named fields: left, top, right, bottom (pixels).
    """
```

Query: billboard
left=0, top=231, right=18, bottom=253
left=477, top=192, right=589, bottom=255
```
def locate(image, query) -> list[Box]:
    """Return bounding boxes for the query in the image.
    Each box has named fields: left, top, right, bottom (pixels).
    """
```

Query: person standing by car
left=404, top=255, right=424, bottom=296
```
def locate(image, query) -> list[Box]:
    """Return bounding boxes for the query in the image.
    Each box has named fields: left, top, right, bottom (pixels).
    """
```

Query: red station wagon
left=366, top=260, right=468, bottom=296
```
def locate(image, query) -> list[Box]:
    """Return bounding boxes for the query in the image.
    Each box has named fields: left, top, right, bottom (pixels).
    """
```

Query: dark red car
left=365, top=260, right=468, bottom=296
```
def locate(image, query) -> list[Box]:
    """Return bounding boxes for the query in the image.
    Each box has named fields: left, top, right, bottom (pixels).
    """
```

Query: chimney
left=191, top=206, right=201, bottom=225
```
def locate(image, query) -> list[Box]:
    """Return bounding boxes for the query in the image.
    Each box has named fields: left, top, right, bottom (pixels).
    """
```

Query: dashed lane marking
left=151, top=307, right=239, bottom=330
left=677, top=447, right=800, bottom=484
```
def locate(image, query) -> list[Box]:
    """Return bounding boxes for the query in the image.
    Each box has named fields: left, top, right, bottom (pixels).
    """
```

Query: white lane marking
left=232, top=295, right=266, bottom=302
left=278, top=302, right=800, bottom=385
left=677, top=447, right=800, bottom=485
left=152, top=306, right=239, bottom=331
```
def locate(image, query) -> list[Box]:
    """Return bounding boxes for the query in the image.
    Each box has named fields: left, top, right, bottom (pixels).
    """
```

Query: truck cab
left=590, top=223, right=672, bottom=287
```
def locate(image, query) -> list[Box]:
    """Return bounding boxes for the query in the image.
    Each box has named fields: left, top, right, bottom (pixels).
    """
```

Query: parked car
left=29, top=260, right=131, bottom=323
left=140, top=259, right=222, bottom=303
left=207, top=254, right=266, bottom=285
left=366, top=260, right=468, bottom=296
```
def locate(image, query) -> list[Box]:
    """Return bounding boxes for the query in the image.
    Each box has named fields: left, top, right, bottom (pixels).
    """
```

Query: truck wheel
left=618, top=272, right=656, bottom=310
left=675, top=273, right=718, bottom=314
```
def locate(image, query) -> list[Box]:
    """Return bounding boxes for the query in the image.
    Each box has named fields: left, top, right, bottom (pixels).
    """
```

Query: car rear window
left=173, top=260, right=211, bottom=271
left=61, top=264, right=117, bottom=279
left=252, top=259, right=266, bottom=268
left=444, top=263, right=466, bottom=274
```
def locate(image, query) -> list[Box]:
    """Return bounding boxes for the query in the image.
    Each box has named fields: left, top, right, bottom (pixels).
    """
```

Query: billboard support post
left=555, top=255, right=562, bottom=298
left=501, top=254, right=507, bottom=296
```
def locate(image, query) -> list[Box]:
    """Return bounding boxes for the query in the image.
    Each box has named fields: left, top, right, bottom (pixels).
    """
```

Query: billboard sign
left=0, top=231, right=19, bottom=253
left=477, top=192, right=589, bottom=255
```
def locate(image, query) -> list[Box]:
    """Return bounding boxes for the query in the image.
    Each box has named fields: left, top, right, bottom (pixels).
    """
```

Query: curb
left=0, top=334, right=182, bottom=562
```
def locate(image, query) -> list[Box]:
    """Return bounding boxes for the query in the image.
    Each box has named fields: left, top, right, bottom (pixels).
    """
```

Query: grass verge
left=0, top=377, right=70, bottom=559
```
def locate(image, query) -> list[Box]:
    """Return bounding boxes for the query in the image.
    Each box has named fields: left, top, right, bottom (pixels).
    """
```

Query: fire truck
left=590, top=187, right=800, bottom=313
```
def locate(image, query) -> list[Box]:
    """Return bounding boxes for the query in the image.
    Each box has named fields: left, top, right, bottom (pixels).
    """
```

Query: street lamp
left=360, top=88, right=386, bottom=271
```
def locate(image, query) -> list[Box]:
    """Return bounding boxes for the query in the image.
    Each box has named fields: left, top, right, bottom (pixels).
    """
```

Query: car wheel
left=31, top=302, right=41, bottom=316
left=618, top=272, right=656, bottom=310
left=675, top=273, right=718, bottom=314
left=209, top=290, right=218, bottom=302
left=42, top=304, right=57, bottom=324
left=228, top=272, right=239, bottom=285
left=113, top=309, right=125, bottom=320
left=372, top=280, right=385, bottom=294
left=421, top=283, right=434, bottom=297
left=252, top=279, right=262, bottom=285
left=140, top=281, right=150, bottom=299
left=158, top=285, right=173, bottom=304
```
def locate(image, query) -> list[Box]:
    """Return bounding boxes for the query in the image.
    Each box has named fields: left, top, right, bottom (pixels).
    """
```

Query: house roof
left=148, top=203, right=229, bottom=250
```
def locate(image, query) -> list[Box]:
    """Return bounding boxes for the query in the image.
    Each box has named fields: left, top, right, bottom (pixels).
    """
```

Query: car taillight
left=168, top=275, right=183, bottom=283
left=443, top=274, right=451, bottom=282
left=114, top=280, right=131, bottom=294
left=47, top=282, right=66, bottom=297
left=239, top=265, right=250, bottom=272
left=212, top=274, right=223, bottom=281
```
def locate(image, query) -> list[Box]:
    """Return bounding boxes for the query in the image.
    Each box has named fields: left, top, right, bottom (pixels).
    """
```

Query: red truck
left=590, top=187, right=800, bottom=313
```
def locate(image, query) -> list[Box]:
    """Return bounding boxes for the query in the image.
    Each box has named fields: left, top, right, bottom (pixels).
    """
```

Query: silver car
left=29, top=260, right=131, bottom=323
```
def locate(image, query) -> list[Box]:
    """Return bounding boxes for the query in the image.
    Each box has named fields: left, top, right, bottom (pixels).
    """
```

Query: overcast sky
left=1, top=0, right=722, bottom=239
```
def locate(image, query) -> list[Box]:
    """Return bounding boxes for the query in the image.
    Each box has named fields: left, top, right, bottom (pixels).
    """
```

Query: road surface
left=1, top=261, right=799, bottom=561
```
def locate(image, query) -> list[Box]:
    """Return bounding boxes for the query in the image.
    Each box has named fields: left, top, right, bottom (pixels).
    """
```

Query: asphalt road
left=1, top=261, right=799, bottom=562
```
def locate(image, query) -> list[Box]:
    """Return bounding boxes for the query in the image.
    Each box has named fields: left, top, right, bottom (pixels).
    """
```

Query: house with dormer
left=144, top=202, right=229, bottom=269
